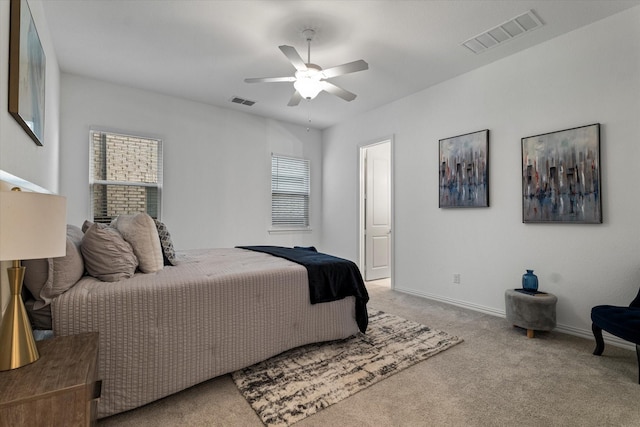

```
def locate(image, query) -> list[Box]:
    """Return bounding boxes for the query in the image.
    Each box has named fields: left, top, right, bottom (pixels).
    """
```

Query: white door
left=364, top=142, right=391, bottom=281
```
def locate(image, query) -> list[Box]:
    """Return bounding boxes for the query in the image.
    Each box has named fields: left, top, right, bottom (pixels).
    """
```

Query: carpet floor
left=232, top=310, right=462, bottom=426
left=99, top=283, right=640, bottom=426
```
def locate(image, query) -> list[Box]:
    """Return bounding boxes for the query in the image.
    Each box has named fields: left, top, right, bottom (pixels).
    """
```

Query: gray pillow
left=24, top=299, right=52, bottom=330
left=112, top=213, right=164, bottom=273
left=81, top=219, right=94, bottom=233
left=23, top=225, right=85, bottom=310
left=81, top=223, right=138, bottom=282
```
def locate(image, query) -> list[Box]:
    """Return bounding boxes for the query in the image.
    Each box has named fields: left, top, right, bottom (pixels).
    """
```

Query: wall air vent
left=461, top=10, right=544, bottom=54
left=230, top=96, right=256, bottom=106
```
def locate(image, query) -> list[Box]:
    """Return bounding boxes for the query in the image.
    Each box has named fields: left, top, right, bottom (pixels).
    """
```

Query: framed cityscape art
left=521, top=123, right=602, bottom=223
left=439, top=129, right=489, bottom=208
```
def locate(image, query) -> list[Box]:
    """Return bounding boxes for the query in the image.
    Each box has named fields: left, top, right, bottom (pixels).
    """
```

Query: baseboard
left=396, top=287, right=505, bottom=317
left=393, top=286, right=637, bottom=352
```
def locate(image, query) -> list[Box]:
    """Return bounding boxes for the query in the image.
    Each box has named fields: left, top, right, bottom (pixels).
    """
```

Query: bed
left=23, top=216, right=367, bottom=418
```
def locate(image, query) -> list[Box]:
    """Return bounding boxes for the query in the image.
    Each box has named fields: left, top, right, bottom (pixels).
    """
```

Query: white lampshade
left=0, top=190, right=67, bottom=261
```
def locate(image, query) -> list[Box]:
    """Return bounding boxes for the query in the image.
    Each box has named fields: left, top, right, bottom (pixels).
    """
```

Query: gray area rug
left=232, top=309, right=463, bottom=426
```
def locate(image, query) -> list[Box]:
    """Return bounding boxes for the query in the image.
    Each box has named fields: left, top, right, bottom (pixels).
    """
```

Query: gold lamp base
left=0, top=262, right=39, bottom=371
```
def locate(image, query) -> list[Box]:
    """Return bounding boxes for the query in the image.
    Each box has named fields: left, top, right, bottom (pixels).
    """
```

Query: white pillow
left=112, top=213, right=164, bottom=273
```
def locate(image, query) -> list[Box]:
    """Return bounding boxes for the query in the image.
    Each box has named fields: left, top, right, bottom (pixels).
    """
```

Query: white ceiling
left=42, top=0, right=640, bottom=130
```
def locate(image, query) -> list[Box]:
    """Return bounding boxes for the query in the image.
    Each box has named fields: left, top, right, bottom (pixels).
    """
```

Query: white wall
left=322, top=7, right=640, bottom=338
left=0, top=0, right=60, bottom=190
left=0, top=0, right=60, bottom=312
left=59, top=74, right=323, bottom=250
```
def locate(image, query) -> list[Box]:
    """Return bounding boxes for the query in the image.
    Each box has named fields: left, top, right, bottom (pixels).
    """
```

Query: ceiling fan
left=244, top=29, right=369, bottom=106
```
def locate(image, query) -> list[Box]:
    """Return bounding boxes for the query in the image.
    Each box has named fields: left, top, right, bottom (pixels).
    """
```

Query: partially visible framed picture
left=439, top=129, right=489, bottom=208
left=9, top=0, right=46, bottom=146
left=521, top=123, right=601, bottom=224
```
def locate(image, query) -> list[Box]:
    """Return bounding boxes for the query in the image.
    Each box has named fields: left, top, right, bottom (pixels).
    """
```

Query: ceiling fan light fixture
left=294, top=64, right=323, bottom=99
left=294, top=77, right=323, bottom=99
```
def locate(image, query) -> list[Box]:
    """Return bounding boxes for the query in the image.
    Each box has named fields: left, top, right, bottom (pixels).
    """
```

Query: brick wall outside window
left=90, top=131, right=162, bottom=223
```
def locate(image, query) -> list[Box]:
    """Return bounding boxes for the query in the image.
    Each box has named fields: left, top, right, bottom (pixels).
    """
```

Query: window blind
left=89, top=130, right=163, bottom=223
left=271, top=154, right=310, bottom=228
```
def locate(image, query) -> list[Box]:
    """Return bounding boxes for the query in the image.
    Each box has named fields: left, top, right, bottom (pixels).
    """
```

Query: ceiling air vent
left=461, top=10, right=544, bottom=54
left=230, top=96, right=256, bottom=106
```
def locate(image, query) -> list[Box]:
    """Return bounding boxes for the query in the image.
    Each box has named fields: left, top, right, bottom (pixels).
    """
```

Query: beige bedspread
left=52, top=248, right=359, bottom=418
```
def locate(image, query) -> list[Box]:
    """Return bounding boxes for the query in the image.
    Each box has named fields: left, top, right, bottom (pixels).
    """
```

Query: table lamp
left=0, top=187, right=66, bottom=370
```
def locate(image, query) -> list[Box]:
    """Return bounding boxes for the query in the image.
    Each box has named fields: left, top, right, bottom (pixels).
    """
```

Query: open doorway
left=359, top=138, right=393, bottom=288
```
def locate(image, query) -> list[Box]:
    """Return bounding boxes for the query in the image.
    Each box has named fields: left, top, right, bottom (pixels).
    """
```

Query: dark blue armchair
left=591, top=289, right=640, bottom=383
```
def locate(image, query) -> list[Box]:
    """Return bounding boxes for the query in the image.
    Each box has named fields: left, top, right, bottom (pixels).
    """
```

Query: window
left=89, top=130, right=162, bottom=223
left=271, top=154, right=310, bottom=228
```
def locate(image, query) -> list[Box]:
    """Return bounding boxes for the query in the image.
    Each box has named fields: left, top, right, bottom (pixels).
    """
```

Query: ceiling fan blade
left=320, top=81, right=357, bottom=102
left=244, top=76, right=296, bottom=83
left=320, top=60, right=369, bottom=79
left=287, top=91, right=302, bottom=106
left=279, top=45, right=307, bottom=71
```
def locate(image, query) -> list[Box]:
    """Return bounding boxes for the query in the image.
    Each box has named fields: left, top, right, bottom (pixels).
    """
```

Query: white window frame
left=89, top=129, right=163, bottom=223
left=270, top=154, right=311, bottom=231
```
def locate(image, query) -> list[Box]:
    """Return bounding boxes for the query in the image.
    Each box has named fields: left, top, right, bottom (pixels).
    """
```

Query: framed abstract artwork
left=8, top=0, right=46, bottom=146
left=439, top=129, right=489, bottom=208
left=521, top=123, right=601, bottom=223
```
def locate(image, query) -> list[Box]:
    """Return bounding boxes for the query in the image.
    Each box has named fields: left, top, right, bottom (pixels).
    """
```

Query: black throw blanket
left=237, top=246, right=369, bottom=333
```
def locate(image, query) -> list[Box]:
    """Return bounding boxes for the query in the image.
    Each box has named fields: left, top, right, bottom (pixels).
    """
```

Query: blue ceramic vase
left=522, top=270, right=539, bottom=291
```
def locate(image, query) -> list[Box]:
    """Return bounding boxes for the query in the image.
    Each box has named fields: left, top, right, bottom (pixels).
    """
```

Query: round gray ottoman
left=505, top=289, right=557, bottom=338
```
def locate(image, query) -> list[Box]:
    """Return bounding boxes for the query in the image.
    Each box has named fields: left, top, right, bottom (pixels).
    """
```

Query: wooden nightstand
left=0, top=332, right=100, bottom=427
